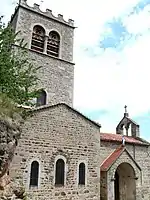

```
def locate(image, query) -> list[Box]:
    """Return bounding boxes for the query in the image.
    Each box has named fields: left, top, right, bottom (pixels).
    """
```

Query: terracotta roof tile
left=100, top=133, right=149, bottom=145
left=101, top=145, right=124, bottom=171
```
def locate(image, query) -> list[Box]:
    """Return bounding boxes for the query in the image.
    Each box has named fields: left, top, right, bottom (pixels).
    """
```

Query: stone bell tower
left=10, top=0, right=75, bottom=106
left=116, top=106, right=140, bottom=137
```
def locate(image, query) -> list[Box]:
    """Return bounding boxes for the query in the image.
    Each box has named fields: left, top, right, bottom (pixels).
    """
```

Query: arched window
left=30, top=161, right=39, bottom=187
left=31, top=25, right=45, bottom=52
left=55, top=159, right=65, bottom=185
left=79, top=163, right=85, bottom=185
left=36, top=90, right=47, bottom=106
left=47, top=31, right=60, bottom=57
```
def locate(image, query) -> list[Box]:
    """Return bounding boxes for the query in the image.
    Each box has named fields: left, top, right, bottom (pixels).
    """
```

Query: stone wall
left=11, top=3, right=75, bottom=106
left=27, top=50, right=74, bottom=106
left=100, top=172, right=107, bottom=200
left=10, top=104, right=101, bottom=200
left=100, top=141, right=136, bottom=164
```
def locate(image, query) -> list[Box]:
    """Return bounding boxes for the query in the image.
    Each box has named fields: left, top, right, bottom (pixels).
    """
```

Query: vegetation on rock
left=0, top=15, right=40, bottom=199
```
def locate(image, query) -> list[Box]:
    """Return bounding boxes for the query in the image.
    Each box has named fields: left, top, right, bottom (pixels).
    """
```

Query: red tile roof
left=100, top=133, right=149, bottom=145
left=101, top=145, right=124, bottom=171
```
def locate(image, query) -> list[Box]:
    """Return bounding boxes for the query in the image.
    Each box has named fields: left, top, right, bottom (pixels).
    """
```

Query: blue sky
left=1, top=0, right=150, bottom=139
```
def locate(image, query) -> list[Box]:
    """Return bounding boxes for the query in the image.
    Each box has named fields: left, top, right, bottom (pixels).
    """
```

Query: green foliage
left=0, top=93, right=18, bottom=118
left=0, top=16, right=40, bottom=111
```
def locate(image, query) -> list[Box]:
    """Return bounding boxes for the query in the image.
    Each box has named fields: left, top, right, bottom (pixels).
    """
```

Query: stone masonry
left=8, top=1, right=150, bottom=200
left=11, top=0, right=75, bottom=106
left=10, top=104, right=101, bottom=200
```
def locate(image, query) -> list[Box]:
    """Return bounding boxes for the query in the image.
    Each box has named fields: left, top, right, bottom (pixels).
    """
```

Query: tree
left=0, top=16, right=40, bottom=196
left=0, top=16, right=40, bottom=114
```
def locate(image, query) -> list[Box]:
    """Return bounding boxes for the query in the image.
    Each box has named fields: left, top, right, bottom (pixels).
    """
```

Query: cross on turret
left=124, top=105, right=129, bottom=117
left=116, top=105, right=140, bottom=137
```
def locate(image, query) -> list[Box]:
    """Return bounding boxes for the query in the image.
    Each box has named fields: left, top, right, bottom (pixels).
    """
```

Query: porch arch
left=114, top=162, right=136, bottom=200
left=112, top=160, right=140, bottom=181
left=107, top=159, right=141, bottom=200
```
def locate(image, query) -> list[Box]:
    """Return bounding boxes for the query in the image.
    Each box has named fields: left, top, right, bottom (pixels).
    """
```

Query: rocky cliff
left=0, top=119, right=28, bottom=199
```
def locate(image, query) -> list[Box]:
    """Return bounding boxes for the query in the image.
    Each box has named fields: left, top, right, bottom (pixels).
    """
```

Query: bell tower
left=10, top=0, right=75, bottom=106
left=116, top=106, right=140, bottom=137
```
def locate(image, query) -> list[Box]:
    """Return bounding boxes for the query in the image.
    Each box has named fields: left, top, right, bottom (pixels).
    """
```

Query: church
left=9, top=0, right=150, bottom=199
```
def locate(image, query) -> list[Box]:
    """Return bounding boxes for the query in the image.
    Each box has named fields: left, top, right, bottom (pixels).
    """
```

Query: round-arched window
left=47, top=31, right=60, bottom=57
left=36, top=90, right=47, bottom=107
left=79, top=162, right=85, bottom=185
left=29, top=161, right=39, bottom=187
left=55, top=159, right=65, bottom=185
left=31, top=25, right=45, bottom=52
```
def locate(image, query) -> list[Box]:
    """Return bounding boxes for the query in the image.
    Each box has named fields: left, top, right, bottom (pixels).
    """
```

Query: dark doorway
left=115, top=171, right=120, bottom=200
left=114, top=163, right=136, bottom=200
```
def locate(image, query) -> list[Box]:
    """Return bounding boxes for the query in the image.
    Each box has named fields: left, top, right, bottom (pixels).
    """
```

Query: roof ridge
left=100, top=145, right=124, bottom=171
left=100, top=132, right=149, bottom=146
left=101, top=145, right=141, bottom=172
left=27, top=103, right=101, bottom=127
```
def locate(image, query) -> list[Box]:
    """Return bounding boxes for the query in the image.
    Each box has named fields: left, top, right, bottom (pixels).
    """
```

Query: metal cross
left=124, top=105, right=127, bottom=113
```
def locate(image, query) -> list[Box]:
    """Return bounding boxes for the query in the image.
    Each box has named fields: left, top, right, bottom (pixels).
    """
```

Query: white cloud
left=0, top=0, right=17, bottom=22
left=124, top=4, right=150, bottom=34
left=73, top=1, right=150, bottom=121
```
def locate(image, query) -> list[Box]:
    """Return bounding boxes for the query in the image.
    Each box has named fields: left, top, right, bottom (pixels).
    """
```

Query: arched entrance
left=114, top=163, right=136, bottom=200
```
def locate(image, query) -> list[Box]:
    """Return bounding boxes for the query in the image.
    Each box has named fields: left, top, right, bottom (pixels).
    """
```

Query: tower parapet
left=13, top=0, right=75, bottom=27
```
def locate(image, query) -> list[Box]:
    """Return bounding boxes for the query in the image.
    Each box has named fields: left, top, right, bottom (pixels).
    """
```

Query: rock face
left=0, top=119, right=21, bottom=181
left=0, top=119, right=26, bottom=199
left=0, top=178, right=27, bottom=200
